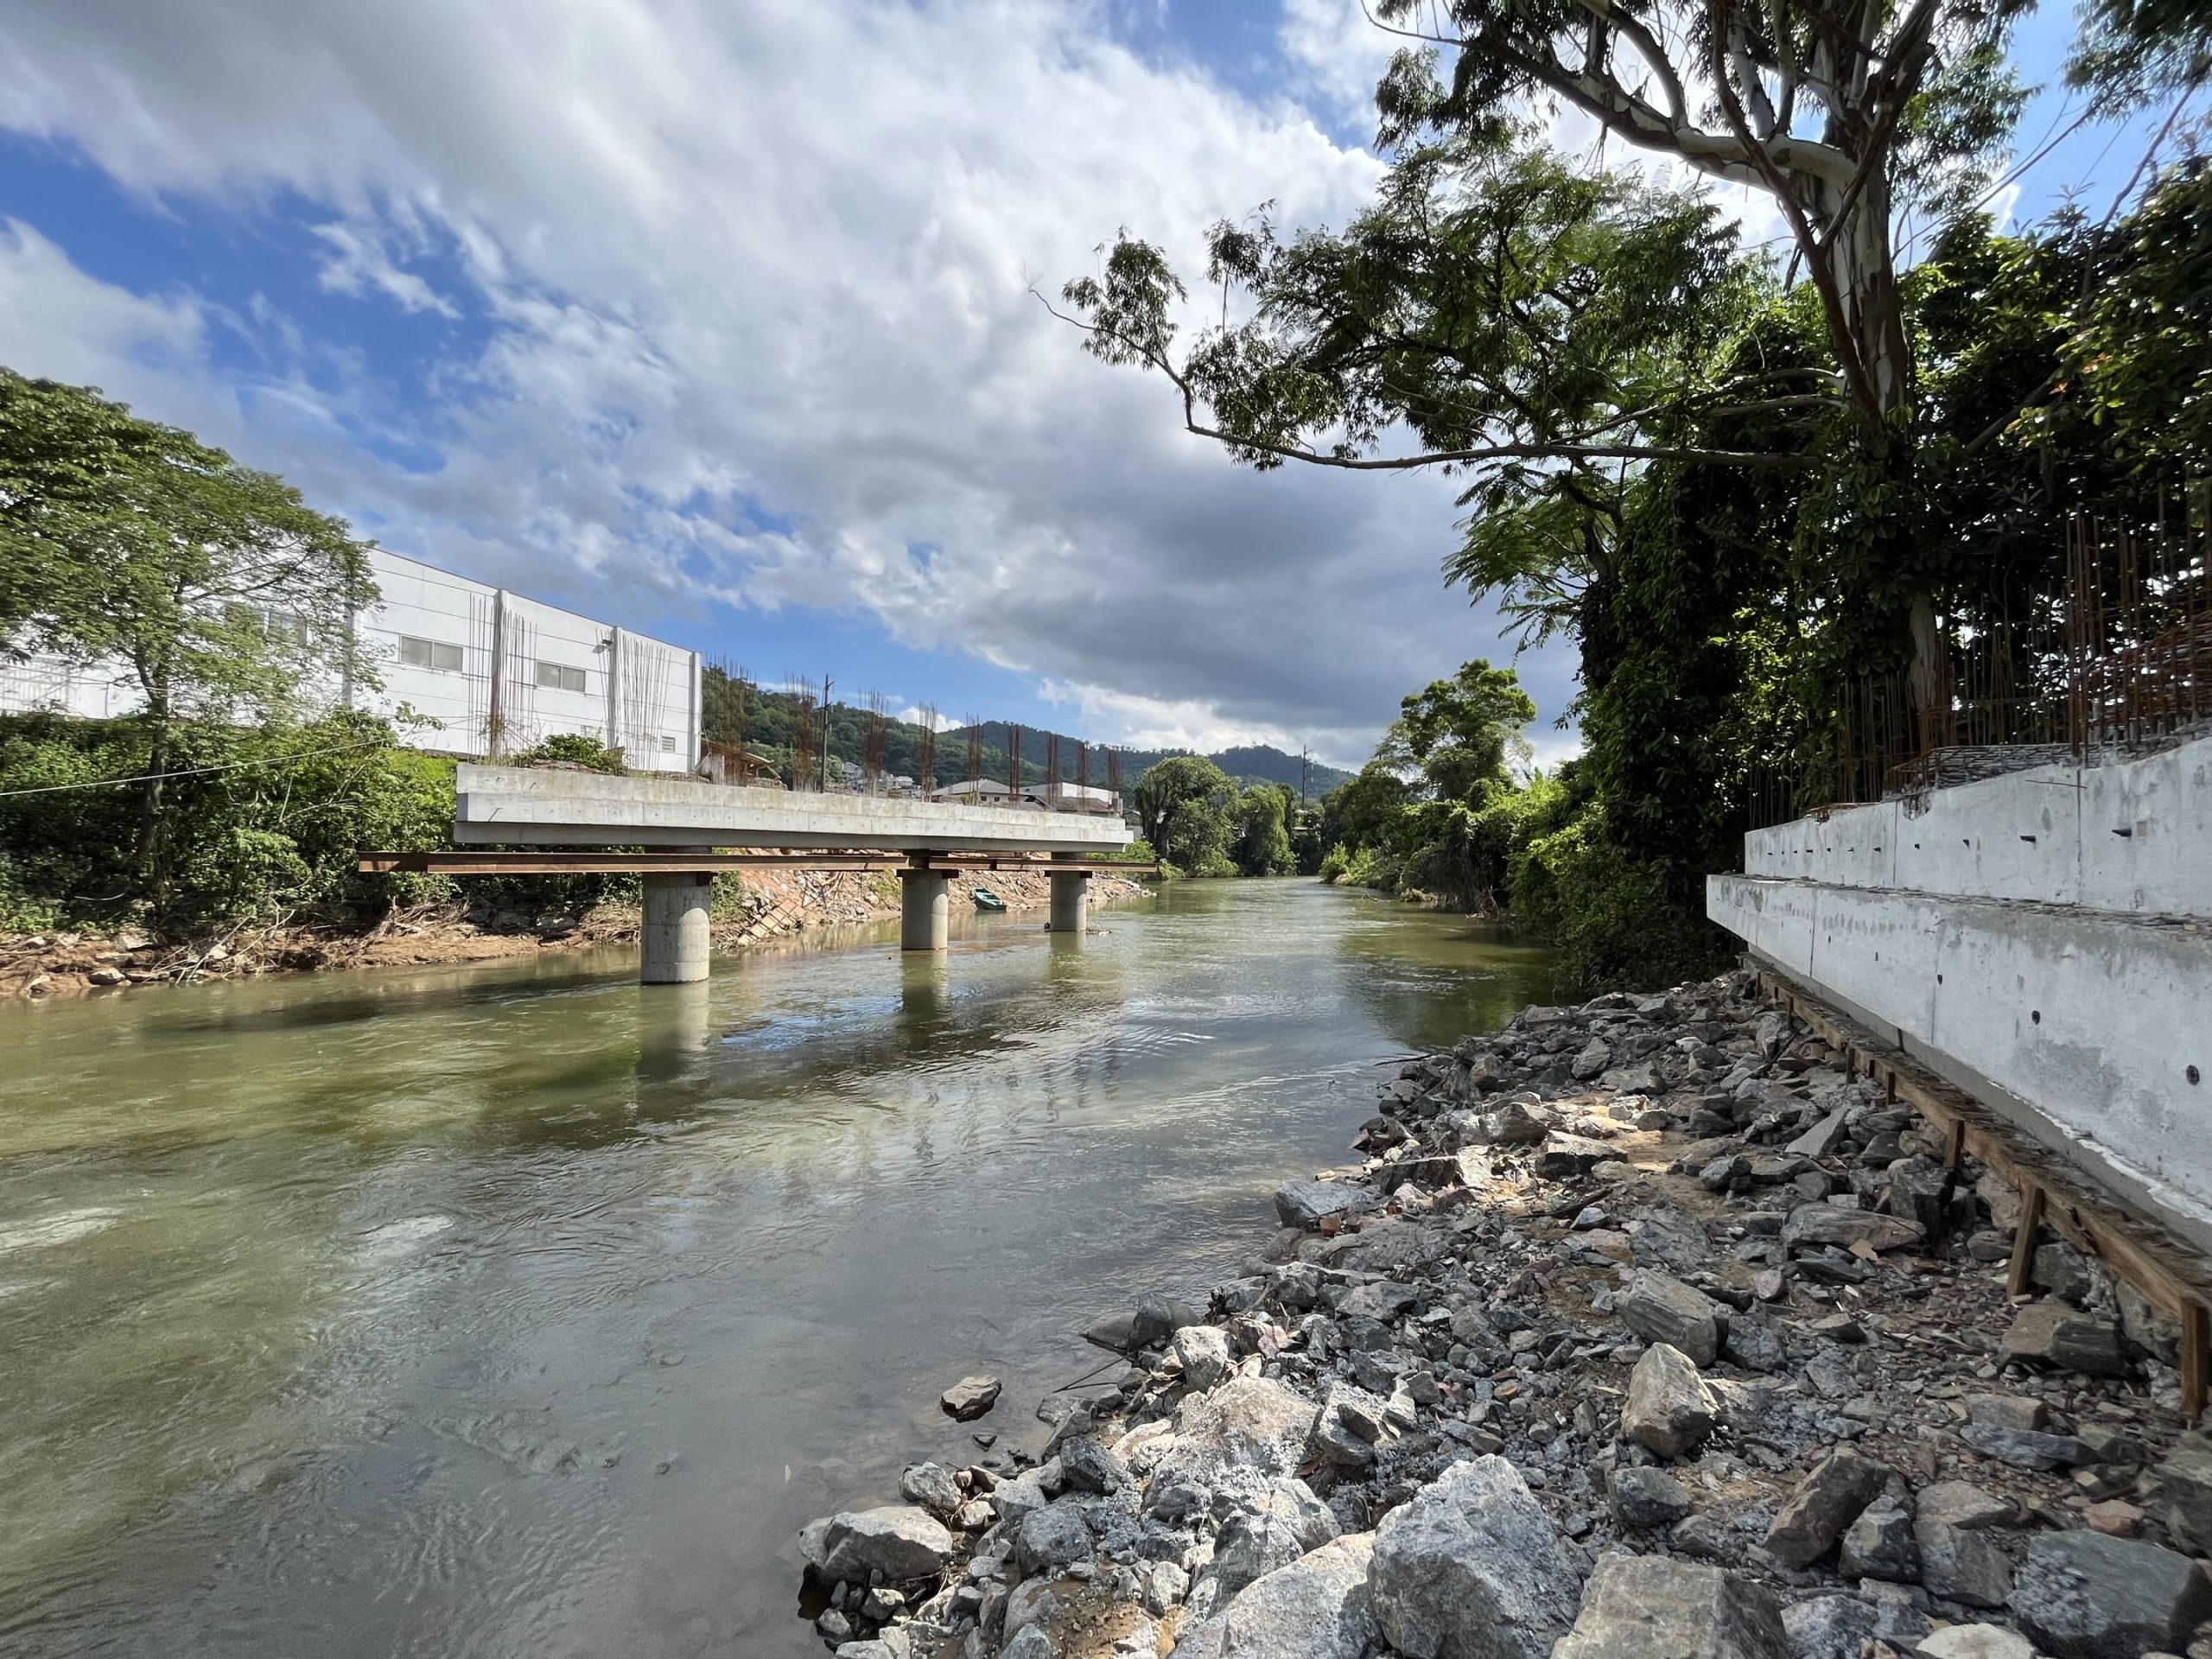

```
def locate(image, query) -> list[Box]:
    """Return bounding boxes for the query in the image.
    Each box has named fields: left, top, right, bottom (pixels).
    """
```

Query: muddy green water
left=0, top=878, right=1555, bottom=1657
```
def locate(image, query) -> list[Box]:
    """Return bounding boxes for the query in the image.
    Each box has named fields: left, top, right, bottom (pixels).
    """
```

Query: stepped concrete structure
left=1709, top=731, right=2212, bottom=1255
left=449, top=763, right=1134, bottom=978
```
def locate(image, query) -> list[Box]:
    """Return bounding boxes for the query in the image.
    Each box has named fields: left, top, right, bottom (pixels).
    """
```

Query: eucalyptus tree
left=1055, top=0, right=2047, bottom=707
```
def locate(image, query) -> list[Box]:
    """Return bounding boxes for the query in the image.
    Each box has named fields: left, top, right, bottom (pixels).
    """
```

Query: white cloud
left=0, top=0, right=1576, bottom=755
left=1279, top=0, right=1402, bottom=132
left=0, top=219, right=209, bottom=392
left=310, top=219, right=459, bottom=318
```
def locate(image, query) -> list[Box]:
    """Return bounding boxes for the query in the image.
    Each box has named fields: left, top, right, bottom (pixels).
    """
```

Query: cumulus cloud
left=0, top=0, right=1572, bottom=764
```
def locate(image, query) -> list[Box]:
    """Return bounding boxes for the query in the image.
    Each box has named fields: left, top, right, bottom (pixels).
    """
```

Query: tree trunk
left=137, top=688, right=171, bottom=910
left=1822, top=169, right=1941, bottom=733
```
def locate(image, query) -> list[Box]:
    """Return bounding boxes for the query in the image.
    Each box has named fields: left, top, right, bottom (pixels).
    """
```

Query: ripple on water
left=0, top=1207, right=119, bottom=1255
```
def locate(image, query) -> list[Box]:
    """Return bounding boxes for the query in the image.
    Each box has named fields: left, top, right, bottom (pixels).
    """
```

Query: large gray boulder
left=897, top=1461, right=962, bottom=1518
left=1781, top=1591, right=1930, bottom=1659
left=1913, top=1487, right=2015, bottom=1611
left=1148, top=1375, right=1319, bottom=1491
left=1169, top=1534, right=1376, bottom=1659
left=1172, top=1323, right=1235, bottom=1390
left=2001, top=1301, right=2130, bottom=1377
left=1275, top=1180, right=1377, bottom=1230
left=1553, top=1554, right=1789, bottom=1659
left=2012, top=1529, right=2212, bottom=1659
left=1764, top=1448, right=1889, bottom=1568
left=2155, top=1436, right=2212, bottom=1554
left=1618, top=1270, right=1729, bottom=1366
left=1608, top=1465, right=1693, bottom=1530
left=816, top=1505, right=957, bottom=1583
left=1187, top=1479, right=1338, bottom=1618
left=1779, top=1205, right=1923, bottom=1255
left=1369, top=1456, right=1585, bottom=1659
left=1013, top=1501, right=1094, bottom=1577
left=1960, top=1421, right=2090, bottom=1471
left=1621, top=1342, right=1723, bottom=1459
left=1839, top=1494, right=1919, bottom=1582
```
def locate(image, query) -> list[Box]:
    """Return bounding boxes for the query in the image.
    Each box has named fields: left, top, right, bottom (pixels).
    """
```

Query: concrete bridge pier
left=899, top=868, right=950, bottom=951
left=1047, top=854, right=1089, bottom=935
left=641, top=870, right=713, bottom=982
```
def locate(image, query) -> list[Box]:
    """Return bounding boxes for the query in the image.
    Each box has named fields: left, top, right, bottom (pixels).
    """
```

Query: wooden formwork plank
left=1758, top=969, right=2212, bottom=1418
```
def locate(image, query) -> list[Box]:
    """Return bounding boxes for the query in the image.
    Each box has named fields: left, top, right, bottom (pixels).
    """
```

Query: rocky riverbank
left=1, top=865, right=1146, bottom=998
left=797, top=969, right=2212, bottom=1659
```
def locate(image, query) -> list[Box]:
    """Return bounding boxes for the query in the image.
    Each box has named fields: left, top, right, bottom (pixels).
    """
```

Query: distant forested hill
left=699, top=670, right=1353, bottom=797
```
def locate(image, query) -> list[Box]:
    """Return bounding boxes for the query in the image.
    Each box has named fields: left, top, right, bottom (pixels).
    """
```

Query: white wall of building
left=0, top=547, right=702, bottom=773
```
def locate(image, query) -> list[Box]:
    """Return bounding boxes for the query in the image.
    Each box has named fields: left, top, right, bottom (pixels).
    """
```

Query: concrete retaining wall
left=1710, top=874, right=2212, bottom=1250
left=1713, top=734, right=2212, bottom=1255
left=1742, top=734, right=2212, bottom=917
left=454, top=764, right=1134, bottom=854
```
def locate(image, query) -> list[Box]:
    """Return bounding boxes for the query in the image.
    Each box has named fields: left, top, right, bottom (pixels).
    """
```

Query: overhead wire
left=0, top=732, right=398, bottom=799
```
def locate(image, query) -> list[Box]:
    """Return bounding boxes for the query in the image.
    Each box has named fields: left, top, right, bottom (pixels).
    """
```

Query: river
left=0, top=878, right=1556, bottom=1657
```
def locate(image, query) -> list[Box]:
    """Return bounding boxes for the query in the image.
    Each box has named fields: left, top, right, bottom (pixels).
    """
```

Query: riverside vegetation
left=797, top=972, right=2212, bottom=1659
left=0, top=376, right=1181, bottom=971
left=1054, top=0, right=2212, bottom=995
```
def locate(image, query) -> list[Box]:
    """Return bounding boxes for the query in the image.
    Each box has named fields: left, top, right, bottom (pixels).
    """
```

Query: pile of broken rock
left=798, top=969, right=2212, bottom=1659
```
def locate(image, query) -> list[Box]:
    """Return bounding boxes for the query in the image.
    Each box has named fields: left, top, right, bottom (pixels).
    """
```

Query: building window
left=660, top=734, right=677, bottom=753
left=536, top=660, right=588, bottom=693
left=398, top=635, right=464, bottom=672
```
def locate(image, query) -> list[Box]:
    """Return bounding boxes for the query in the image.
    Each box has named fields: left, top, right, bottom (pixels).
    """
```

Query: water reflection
left=0, top=880, right=1554, bottom=1658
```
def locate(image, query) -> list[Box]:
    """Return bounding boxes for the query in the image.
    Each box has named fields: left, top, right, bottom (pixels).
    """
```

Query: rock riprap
left=793, top=969, right=2201, bottom=1659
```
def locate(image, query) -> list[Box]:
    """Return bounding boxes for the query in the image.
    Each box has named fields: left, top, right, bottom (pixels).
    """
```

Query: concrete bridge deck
left=452, top=764, right=1132, bottom=855
left=410, top=765, right=1137, bottom=976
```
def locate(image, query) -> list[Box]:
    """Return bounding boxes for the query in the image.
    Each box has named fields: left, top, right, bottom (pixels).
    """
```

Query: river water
left=0, top=878, right=1555, bottom=1657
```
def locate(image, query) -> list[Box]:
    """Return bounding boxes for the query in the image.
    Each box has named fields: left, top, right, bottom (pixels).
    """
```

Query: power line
left=0, top=733, right=396, bottom=800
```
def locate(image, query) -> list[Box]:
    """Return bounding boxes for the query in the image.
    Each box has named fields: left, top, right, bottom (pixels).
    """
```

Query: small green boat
left=971, top=887, right=1007, bottom=912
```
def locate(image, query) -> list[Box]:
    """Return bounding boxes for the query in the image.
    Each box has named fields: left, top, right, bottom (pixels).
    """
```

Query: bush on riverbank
left=0, top=711, right=647, bottom=938
left=1313, top=662, right=1733, bottom=992
left=0, top=710, right=456, bottom=933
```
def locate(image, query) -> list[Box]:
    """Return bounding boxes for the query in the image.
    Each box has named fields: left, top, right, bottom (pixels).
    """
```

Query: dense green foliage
left=0, top=711, right=454, bottom=933
left=0, top=373, right=377, bottom=904
left=1065, top=0, right=2209, bottom=990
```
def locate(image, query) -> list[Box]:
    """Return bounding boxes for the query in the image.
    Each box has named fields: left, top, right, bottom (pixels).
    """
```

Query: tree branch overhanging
left=1031, top=289, right=1817, bottom=473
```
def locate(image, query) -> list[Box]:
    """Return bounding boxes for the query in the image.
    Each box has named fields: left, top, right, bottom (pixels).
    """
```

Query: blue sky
left=0, top=0, right=2182, bottom=767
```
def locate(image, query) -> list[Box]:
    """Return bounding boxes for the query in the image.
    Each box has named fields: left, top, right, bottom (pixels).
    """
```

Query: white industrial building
left=0, top=547, right=702, bottom=772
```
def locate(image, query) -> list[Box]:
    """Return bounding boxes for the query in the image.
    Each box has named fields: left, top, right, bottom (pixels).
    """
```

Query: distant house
left=927, top=778, right=1120, bottom=814
left=0, top=547, right=702, bottom=773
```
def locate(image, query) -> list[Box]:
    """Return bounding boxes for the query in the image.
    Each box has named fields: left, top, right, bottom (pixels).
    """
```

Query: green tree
left=1230, top=783, right=1296, bottom=876
left=1376, top=659, right=1535, bottom=804
left=0, top=373, right=376, bottom=892
left=1132, top=754, right=1236, bottom=871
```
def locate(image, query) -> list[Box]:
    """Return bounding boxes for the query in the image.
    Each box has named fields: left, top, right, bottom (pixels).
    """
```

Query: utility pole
left=821, top=675, right=833, bottom=791
left=1300, top=744, right=1311, bottom=804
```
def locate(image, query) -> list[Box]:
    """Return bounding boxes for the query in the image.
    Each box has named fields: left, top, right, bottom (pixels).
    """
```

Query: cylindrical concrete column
left=641, top=872, right=712, bottom=982
left=900, top=871, right=950, bottom=951
left=1048, top=865, right=1090, bottom=934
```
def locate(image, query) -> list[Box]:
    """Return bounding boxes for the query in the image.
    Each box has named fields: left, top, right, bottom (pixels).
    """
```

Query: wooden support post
left=2007, top=1184, right=2046, bottom=1298
left=1944, top=1117, right=1967, bottom=1172
left=2183, top=1302, right=2209, bottom=1425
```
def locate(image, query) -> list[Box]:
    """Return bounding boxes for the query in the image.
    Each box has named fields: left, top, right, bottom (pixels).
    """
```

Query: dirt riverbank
left=1, top=865, right=1148, bottom=1000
